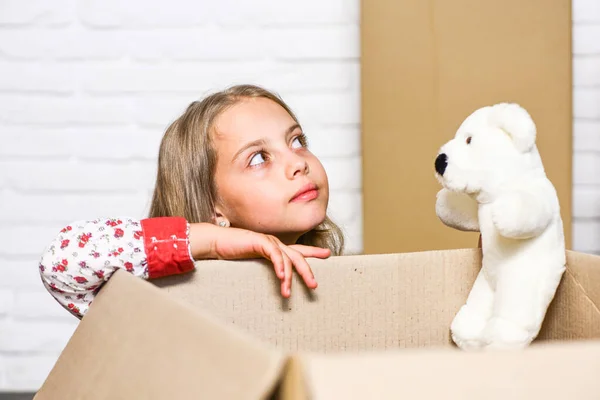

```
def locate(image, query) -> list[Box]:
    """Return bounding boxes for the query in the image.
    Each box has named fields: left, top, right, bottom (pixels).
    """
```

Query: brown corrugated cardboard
left=156, top=249, right=481, bottom=351
left=361, top=0, right=572, bottom=254
left=297, top=342, right=600, bottom=399
left=34, top=264, right=286, bottom=400
left=34, top=249, right=600, bottom=399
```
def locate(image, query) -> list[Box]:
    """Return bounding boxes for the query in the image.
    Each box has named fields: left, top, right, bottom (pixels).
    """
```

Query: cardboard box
left=361, top=0, right=573, bottom=254
left=35, top=248, right=600, bottom=399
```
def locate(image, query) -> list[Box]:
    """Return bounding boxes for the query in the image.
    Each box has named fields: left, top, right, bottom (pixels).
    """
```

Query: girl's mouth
left=291, top=183, right=318, bottom=202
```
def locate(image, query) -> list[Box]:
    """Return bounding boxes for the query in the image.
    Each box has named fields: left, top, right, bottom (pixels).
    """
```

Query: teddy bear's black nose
left=435, top=153, right=447, bottom=176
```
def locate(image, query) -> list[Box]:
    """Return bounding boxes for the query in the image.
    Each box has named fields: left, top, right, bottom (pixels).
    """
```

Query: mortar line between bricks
left=79, top=88, right=360, bottom=98
left=73, top=22, right=360, bottom=30
left=0, top=350, right=74, bottom=357
left=7, top=316, right=78, bottom=324
left=0, top=155, right=159, bottom=163
left=574, top=183, right=600, bottom=188
left=0, top=255, right=49, bottom=261
left=574, top=21, right=600, bottom=26
left=0, top=220, right=125, bottom=227
left=0, top=189, right=145, bottom=196
left=573, top=53, right=600, bottom=59
left=0, top=122, right=131, bottom=128
left=0, top=187, right=150, bottom=196
left=0, top=90, right=75, bottom=97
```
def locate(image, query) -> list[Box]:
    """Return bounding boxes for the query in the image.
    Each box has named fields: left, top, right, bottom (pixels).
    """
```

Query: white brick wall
left=0, top=0, right=360, bottom=391
left=0, top=0, right=596, bottom=393
left=573, top=0, right=600, bottom=254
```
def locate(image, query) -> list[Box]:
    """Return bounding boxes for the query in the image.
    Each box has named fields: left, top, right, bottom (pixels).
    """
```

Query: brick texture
left=573, top=0, right=600, bottom=253
left=0, top=0, right=361, bottom=391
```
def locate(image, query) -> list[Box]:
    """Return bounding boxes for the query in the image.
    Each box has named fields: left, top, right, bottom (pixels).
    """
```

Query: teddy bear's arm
left=491, top=190, right=553, bottom=239
left=435, top=188, right=480, bottom=232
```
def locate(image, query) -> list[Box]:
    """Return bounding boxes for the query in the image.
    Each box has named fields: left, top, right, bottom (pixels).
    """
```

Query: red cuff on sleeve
left=140, top=217, right=195, bottom=279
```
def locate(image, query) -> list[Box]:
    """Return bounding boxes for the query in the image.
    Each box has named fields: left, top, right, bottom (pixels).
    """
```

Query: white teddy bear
left=434, top=102, right=566, bottom=351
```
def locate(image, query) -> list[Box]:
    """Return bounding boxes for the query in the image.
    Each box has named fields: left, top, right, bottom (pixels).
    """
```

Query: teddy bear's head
left=434, top=103, right=544, bottom=197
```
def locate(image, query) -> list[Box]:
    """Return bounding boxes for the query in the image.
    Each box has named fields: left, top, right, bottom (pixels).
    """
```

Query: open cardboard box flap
left=35, top=249, right=600, bottom=399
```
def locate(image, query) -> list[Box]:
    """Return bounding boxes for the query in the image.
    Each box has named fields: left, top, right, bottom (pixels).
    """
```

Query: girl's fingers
left=283, top=246, right=318, bottom=290
left=278, top=245, right=293, bottom=298
left=288, top=244, right=331, bottom=259
left=254, top=236, right=285, bottom=280
left=254, top=235, right=321, bottom=298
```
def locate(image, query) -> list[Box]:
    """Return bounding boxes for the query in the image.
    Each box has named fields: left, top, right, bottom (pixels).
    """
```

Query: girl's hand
left=189, top=223, right=331, bottom=298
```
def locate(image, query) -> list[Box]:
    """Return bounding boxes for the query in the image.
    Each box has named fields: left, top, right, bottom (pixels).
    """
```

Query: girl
left=38, top=84, right=345, bottom=319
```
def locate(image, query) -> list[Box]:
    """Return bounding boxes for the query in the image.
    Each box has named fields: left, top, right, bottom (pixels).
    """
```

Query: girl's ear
left=213, top=206, right=230, bottom=228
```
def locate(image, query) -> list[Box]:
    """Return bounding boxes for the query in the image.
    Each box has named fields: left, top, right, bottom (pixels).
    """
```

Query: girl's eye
left=249, top=152, right=266, bottom=167
left=466, top=136, right=472, bottom=145
left=292, top=134, right=308, bottom=149
left=291, top=136, right=303, bottom=149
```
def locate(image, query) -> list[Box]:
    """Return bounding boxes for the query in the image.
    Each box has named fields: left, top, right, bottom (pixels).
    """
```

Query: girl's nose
left=287, top=155, right=309, bottom=178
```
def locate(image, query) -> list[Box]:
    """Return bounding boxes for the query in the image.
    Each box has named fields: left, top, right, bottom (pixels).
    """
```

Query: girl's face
left=213, top=97, right=329, bottom=244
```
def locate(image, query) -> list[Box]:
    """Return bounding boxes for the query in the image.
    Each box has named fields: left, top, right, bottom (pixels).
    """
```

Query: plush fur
left=434, top=103, right=566, bottom=351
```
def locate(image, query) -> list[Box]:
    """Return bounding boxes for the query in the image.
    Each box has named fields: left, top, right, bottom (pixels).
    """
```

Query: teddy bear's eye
left=466, top=136, right=472, bottom=145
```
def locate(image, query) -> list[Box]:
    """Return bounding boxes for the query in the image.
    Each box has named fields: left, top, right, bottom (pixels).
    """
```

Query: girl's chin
left=295, top=213, right=327, bottom=231
left=244, top=207, right=327, bottom=237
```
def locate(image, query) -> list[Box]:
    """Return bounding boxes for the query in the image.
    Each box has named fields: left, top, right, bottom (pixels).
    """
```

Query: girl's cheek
left=250, top=164, right=272, bottom=179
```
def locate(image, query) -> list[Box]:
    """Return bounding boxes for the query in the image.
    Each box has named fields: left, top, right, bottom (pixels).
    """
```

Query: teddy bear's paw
left=483, top=316, right=535, bottom=350
left=435, top=188, right=480, bottom=232
left=450, top=305, right=488, bottom=351
left=491, top=193, right=525, bottom=238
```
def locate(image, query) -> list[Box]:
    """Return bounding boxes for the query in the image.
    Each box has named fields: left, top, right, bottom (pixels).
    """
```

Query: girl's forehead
left=214, top=98, right=295, bottom=141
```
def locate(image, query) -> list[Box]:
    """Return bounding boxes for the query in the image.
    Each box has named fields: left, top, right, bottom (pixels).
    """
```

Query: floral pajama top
left=39, top=216, right=195, bottom=319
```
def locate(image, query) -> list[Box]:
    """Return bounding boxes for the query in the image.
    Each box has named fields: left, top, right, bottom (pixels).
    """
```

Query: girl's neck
left=275, top=232, right=303, bottom=246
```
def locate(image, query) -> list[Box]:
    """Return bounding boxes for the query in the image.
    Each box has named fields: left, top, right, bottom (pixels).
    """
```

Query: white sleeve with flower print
left=39, top=216, right=195, bottom=319
left=39, top=218, right=148, bottom=318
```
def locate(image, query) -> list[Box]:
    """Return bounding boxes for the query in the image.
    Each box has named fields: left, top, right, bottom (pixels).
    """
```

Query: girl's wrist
left=189, top=222, right=220, bottom=260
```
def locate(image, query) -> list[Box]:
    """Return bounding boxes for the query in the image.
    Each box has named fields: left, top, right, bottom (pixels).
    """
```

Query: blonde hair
left=148, top=84, right=345, bottom=256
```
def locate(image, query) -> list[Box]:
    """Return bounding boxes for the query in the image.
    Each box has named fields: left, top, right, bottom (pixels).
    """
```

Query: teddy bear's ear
left=488, top=103, right=537, bottom=153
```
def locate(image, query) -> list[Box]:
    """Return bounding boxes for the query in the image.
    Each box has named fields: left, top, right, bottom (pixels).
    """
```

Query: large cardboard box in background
left=35, top=249, right=600, bottom=399
left=361, top=0, right=573, bottom=254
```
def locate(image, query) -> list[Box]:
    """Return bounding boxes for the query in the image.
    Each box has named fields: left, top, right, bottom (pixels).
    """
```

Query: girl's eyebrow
left=232, top=139, right=266, bottom=163
left=285, top=123, right=302, bottom=138
left=231, top=123, right=302, bottom=163
left=287, top=123, right=301, bottom=133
